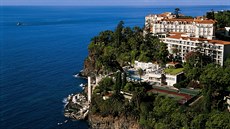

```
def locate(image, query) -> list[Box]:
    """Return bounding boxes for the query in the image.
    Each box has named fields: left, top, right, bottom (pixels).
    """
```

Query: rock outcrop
left=88, top=114, right=142, bottom=129
left=81, top=56, right=96, bottom=77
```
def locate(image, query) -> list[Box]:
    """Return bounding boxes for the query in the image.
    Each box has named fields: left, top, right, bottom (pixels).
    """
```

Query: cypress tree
left=115, top=72, right=122, bottom=93
left=114, top=21, right=124, bottom=47
left=121, top=72, right=127, bottom=89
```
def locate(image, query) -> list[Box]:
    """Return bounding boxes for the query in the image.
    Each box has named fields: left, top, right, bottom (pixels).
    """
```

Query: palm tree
left=175, top=8, right=181, bottom=18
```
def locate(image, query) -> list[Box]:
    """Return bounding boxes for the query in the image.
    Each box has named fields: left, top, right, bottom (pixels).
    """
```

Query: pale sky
left=1, top=0, right=230, bottom=6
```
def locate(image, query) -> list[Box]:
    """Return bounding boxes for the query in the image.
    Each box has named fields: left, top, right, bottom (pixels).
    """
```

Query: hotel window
left=219, top=46, right=222, bottom=49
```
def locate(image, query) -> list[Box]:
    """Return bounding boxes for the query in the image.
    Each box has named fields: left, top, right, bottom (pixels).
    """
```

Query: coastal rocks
left=88, top=114, right=142, bottom=129
left=64, top=94, right=89, bottom=120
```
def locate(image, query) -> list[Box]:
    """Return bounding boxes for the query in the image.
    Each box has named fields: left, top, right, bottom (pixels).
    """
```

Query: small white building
left=134, top=61, right=159, bottom=71
left=163, top=66, right=184, bottom=86
left=224, top=95, right=230, bottom=112
left=133, top=61, right=185, bottom=86
left=165, top=72, right=184, bottom=86
left=148, top=72, right=162, bottom=84
left=225, top=27, right=230, bottom=36
left=144, top=69, right=184, bottom=86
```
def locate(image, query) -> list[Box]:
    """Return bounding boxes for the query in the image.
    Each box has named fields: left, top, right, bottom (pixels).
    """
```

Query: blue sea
left=1, top=5, right=229, bottom=129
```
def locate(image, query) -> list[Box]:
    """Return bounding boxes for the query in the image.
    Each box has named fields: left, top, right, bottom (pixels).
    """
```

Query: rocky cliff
left=81, top=56, right=96, bottom=77
left=88, top=114, right=142, bottom=129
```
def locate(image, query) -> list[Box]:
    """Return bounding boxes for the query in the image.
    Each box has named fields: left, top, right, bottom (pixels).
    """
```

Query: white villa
left=148, top=72, right=162, bottom=84
left=161, top=32, right=230, bottom=66
left=145, top=13, right=216, bottom=39
left=133, top=61, right=184, bottom=86
left=145, top=12, right=230, bottom=66
left=164, top=70, right=184, bottom=86
left=145, top=67, right=184, bottom=86
left=134, top=61, right=159, bottom=72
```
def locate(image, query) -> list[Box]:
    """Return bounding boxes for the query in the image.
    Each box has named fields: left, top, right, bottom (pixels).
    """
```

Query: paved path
left=189, top=95, right=203, bottom=106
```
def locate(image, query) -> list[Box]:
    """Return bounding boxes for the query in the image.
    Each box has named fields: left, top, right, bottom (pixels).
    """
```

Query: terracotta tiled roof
left=196, top=16, right=203, bottom=19
left=209, top=40, right=230, bottom=45
left=161, top=18, right=216, bottom=24
left=158, top=14, right=165, bottom=17
left=146, top=14, right=154, bottom=17
left=146, top=12, right=174, bottom=18
left=169, top=32, right=186, bottom=34
left=158, top=13, right=168, bottom=17
left=167, top=34, right=182, bottom=39
left=167, top=62, right=179, bottom=65
left=146, top=12, right=216, bottom=24
left=162, top=18, right=194, bottom=23
left=167, top=33, right=230, bottom=45
left=194, top=19, right=216, bottom=24
left=104, top=93, right=112, bottom=97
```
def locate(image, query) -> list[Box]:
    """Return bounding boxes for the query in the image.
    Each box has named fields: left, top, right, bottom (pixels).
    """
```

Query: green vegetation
left=206, top=10, right=230, bottom=41
left=91, top=58, right=230, bottom=129
left=91, top=78, right=146, bottom=118
left=164, top=68, right=184, bottom=75
left=200, top=63, right=230, bottom=112
left=174, top=8, right=193, bottom=19
left=178, top=16, right=194, bottom=19
left=184, top=51, right=211, bottom=81
left=97, top=77, right=114, bottom=94
left=206, top=10, right=230, bottom=28
left=88, top=20, right=230, bottom=129
left=173, top=79, right=189, bottom=89
left=137, top=68, right=143, bottom=83
left=183, top=51, right=230, bottom=112
left=85, top=21, right=168, bottom=75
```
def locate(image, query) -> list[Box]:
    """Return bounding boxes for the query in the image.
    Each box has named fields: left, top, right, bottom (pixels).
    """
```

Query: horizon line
left=1, top=4, right=230, bottom=7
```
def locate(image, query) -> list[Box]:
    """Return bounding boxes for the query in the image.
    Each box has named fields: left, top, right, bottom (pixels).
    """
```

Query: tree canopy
left=88, top=19, right=230, bottom=129
left=85, top=21, right=169, bottom=75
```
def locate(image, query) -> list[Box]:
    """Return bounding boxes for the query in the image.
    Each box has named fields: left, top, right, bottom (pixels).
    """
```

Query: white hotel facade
left=145, top=12, right=230, bottom=66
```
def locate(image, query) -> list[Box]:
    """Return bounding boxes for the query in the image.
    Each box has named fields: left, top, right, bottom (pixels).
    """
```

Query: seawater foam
left=62, top=97, right=68, bottom=107
left=73, top=73, right=79, bottom=78
left=80, top=83, right=84, bottom=87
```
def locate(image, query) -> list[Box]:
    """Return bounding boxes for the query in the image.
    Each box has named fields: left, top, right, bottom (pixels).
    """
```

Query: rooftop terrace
left=164, top=68, right=184, bottom=75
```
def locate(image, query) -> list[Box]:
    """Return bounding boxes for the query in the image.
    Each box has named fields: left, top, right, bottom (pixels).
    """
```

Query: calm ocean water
left=1, top=5, right=229, bottom=129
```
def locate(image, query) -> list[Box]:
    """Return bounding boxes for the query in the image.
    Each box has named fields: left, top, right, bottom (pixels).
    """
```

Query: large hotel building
left=145, top=12, right=230, bottom=66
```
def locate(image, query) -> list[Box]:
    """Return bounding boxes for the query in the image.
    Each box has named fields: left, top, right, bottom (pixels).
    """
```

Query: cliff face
left=88, top=114, right=142, bottom=129
left=81, top=56, right=96, bottom=77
